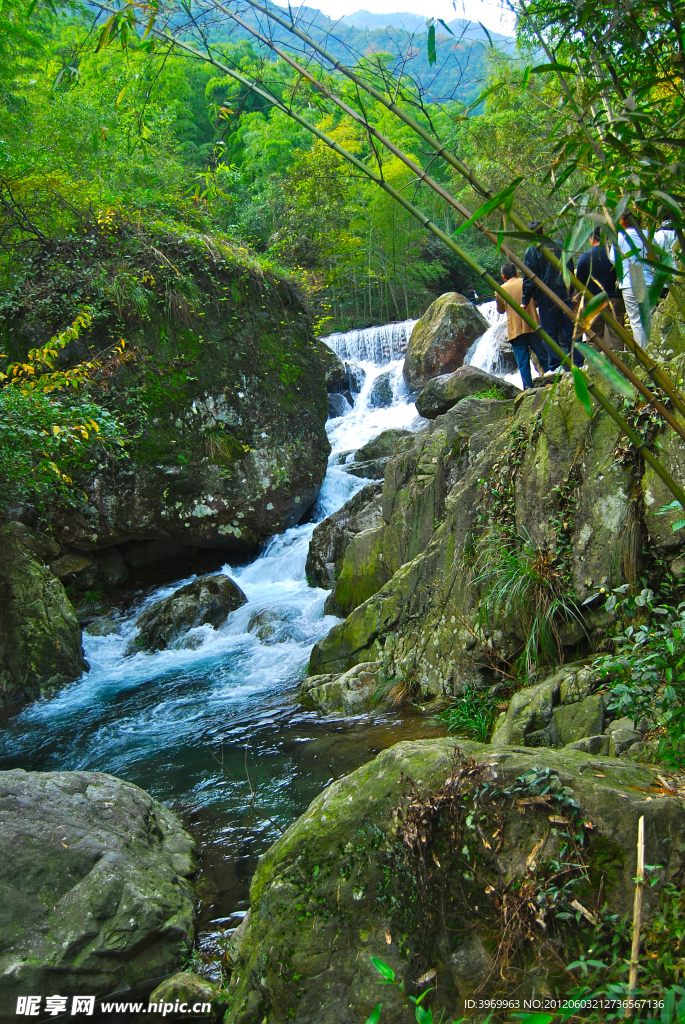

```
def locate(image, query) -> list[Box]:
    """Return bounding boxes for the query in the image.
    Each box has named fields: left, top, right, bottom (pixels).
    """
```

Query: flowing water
left=0, top=307, right=516, bottom=967
left=0, top=340, right=442, bottom=964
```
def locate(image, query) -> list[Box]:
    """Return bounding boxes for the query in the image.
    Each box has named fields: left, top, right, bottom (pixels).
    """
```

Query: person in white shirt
left=612, top=213, right=652, bottom=346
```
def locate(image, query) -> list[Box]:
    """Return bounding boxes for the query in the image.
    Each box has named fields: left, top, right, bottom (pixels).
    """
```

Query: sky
left=274, top=0, right=516, bottom=34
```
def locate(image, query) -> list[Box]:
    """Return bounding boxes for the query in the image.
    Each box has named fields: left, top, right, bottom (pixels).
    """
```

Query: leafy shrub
left=594, top=593, right=685, bottom=768
left=474, top=531, right=585, bottom=680
left=438, top=686, right=499, bottom=742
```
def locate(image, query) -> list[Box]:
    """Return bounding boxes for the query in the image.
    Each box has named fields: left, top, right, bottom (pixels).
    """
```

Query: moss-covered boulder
left=305, top=483, right=383, bottom=589
left=225, top=739, right=685, bottom=1024
left=299, top=661, right=381, bottom=713
left=309, top=371, right=658, bottom=695
left=3, top=223, right=330, bottom=569
left=0, top=769, right=196, bottom=1002
left=415, top=364, right=519, bottom=419
left=403, top=293, right=489, bottom=391
left=130, top=572, right=247, bottom=652
left=0, top=524, right=86, bottom=706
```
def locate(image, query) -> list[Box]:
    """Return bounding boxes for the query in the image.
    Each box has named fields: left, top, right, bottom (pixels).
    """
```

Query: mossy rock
left=403, top=293, right=489, bottom=391
left=0, top=769, right=196, bottom=1001
left=225, top=739, right=685, bottom=1024
left=3, top=222, right=330, bottom=561
left=0, top=524, right=86, bottom=706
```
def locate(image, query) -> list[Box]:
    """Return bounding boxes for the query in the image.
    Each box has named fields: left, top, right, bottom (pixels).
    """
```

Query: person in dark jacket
left=521, top=221, right=583, bottom=370
left=575, top=227, right=625, bottom=350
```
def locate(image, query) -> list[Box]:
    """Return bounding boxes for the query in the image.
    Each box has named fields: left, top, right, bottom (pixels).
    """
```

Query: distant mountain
left=338, top=9, right=513, bottom=44
left=212, top=0, right=513, bottom=104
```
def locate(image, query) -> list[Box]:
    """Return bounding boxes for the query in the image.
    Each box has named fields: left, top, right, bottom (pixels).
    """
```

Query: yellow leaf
left=52, top=425, right=61, bottom=435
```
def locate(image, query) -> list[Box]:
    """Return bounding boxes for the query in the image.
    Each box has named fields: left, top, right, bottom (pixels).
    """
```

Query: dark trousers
left=538, top=295, right=583, bottom=370
left=511, top=331, right=549, bottom=390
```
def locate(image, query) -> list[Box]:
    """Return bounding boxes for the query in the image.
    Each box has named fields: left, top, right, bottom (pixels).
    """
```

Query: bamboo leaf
left=572, top=366, right=592, bottom=417
left=581, top=290, right=609, bottom=320
left=364, top=1004, right=382, bottom=1024
left=574, top=342, right=634, bottom=399
left=437, top=18, right=454, bottom=36
left=427, top=23, right=436, bottom=65
left=521, top=65, right=532, bottom=89
left=371, top=957, right=395, bottom=982
left=530, top=62, right=577, bottom=75
left=453, top=178, right=523, bottom=235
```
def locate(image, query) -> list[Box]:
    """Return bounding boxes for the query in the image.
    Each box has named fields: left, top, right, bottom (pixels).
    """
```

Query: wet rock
left=320, top=346, right=346, bottom=392
left=415, top=365, right=519, bottom=419
left=347, top=458, right=390, bottom=480
left=367, top=371, right=394, bottom=409
left=345, top=362, right=366, bottom=393
left=327, top=393, right=352, bottom=420
left=0, top=769, right=196, bottom=1001
left=0, top=524, right=87, bottom=706
left=150, top=972, right=222, bottom=1010
left=355, top=429, right=413, bottom=462
left=84, top=618, right=122, bottom=637
left=247, top=608, right=303, bottom=644
left=131, top=573, right=247, bottom=652
left=100, top=548, right=129, bottom=588
left=306, top=483, right=383, bottom=589
left=403, top=293, right=489, bottom=392
left=299, top=662, right=381, bottom=713
left=225, top=740, right=685, bottom=1023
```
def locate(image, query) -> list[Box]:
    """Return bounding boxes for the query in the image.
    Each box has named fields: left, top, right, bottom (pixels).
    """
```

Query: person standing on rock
left=575, top=227, right=625, bottom=350
left=496, top=263, right=549, bottom=390
left=612, top=211, right=652, bottom=347
left=521, top=221, right=583, bottom=370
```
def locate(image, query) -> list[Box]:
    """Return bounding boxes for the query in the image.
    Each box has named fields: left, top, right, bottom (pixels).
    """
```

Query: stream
left=0, top=306, right=508, bottom=972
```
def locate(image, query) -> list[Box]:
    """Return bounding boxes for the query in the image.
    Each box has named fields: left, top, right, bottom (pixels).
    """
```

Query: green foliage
left=474, top=530, right=585, bottom=679
left=560, top=881, right=685, bottom=1022
left=594, top=592, right=685, bottom=768
left=0, top=385, right=126, bottom=519
left=438, top=686, right=498, bottom=742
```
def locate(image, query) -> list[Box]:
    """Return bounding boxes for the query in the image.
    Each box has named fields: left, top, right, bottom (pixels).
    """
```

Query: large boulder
left=306, top=482, right=383, bottom=589
left=308, top=368, right=661, bottom=695
left=131, top=572, right=247, bottom=652
left=327, top=393, right=352, bottom=419
left=403, top=293, right=489, bottom=391
left=0, top=525, right=86, bottom=707
left=225, top=739, right=685, bottom=1023
left=0, top=769, right=196, bottom=1001
left=354, top=429, right=413, bottom=462
left=416, top=364, right=520, bottom=419
left=309, top=397, right=513, bottom=674
left=4, top=224, right=331, bottom=569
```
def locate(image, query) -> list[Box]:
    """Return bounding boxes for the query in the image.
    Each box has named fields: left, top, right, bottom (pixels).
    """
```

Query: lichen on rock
left=0, top=769, right=196, bottom=1001
left=225, top=739, right=685, bottom=1024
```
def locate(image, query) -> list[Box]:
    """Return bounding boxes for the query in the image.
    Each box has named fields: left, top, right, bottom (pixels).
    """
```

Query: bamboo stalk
left=226, top=0, right=685, bottom=421
left=627, top=815, right=645, bottom=1014
left=89, top=0, right=685, bottom=510
left=200, top=0, right=685, bottom=447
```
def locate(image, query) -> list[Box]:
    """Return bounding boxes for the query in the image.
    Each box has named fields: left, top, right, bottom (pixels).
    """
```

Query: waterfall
left=322, top=319, right=418, bottom=364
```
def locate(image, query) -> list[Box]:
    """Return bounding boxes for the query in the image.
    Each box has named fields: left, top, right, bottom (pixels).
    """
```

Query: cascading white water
left=465, top=299, right=521, bottom=383
left=323, top=319, right=417, bottom=363
left=0, top=329, right=426, bottom=938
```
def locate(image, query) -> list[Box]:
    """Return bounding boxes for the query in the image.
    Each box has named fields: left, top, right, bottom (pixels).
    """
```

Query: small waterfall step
left=323, top=319, right=417, bottom=365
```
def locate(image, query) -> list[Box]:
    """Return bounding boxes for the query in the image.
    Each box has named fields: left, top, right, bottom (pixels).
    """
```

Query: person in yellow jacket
left=495, top=263, right=549, bottom=389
